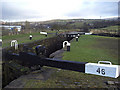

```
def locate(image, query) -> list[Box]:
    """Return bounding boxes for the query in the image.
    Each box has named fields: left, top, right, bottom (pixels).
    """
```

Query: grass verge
left=63, top=35, right=119, bottom=65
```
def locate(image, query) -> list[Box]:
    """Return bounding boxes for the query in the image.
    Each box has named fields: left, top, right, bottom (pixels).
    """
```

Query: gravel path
left=49, top=49, right=65, bottom=59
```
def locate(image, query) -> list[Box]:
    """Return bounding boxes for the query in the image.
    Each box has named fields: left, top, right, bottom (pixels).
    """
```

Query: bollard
left=29, top=35, right=32, bottom=40
left=35, top=45, right=46, bottom=55
left=67, top=43, right=71, bottom=51
left=23, top=45, right=29, bottom=52
left=76, top=37, right=78, bottom=42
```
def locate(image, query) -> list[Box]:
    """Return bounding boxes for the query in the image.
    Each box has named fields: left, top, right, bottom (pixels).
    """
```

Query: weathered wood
left=6, top=52, right=87, bottom=73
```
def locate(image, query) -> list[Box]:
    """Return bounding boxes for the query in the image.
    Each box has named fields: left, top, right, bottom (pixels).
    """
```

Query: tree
left=51, top=24, right=61, bottom=30
left=25, top=21, right=31, bottom=33
left=25, top=21, right=30, bottom=30
left=82, top=23, right=90, bottom=32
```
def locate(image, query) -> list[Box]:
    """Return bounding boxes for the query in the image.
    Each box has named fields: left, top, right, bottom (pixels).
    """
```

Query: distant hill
left=104, top=17, right=119, bottom=20
left=2, top=18, right=119, bottom=32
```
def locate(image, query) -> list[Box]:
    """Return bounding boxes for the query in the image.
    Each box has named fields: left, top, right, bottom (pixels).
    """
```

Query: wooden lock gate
left=5, top=51, right=120, bottom=78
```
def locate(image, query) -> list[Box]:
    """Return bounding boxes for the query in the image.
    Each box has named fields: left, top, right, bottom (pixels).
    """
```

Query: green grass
left=70, top=22, right=84, bottom=27
left=2, top=32, right=54, bottom=48
left=91, top=25, right=119, bottom=32
left=101, top=25, right=119, bottom=31
left=91, top=25, right=120, bottom=35
left=63, top=35, right=119, bottom=65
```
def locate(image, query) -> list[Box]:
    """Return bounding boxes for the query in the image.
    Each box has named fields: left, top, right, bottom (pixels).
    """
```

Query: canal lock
left=2, top=34, right=73, bottom=88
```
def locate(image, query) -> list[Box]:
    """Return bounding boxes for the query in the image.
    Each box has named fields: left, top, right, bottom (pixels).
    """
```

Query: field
left=100, top=26, right=119, bottom=31
left=6, top=35, right=119, bottom=88
left=91, top=25, right=119, bottom=35
left=2, top=31, right=57, bottom=48
left=63, top=35, right=119, bottom=65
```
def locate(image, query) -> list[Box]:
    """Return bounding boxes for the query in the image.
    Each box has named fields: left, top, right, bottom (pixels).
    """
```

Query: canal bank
left=2, top=34, right=73, bottom=88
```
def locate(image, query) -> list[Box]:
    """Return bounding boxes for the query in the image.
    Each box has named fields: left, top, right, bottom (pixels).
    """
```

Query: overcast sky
left=0, top=0, right=119, bottom=22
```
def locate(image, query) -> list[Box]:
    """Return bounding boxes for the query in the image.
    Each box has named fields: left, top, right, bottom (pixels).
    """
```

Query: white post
left=11, top=40, right=18, bottom=50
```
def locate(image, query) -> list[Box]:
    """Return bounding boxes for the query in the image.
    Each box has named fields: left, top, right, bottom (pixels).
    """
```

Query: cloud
left=2, top=2, right=44, bottom=21
left=66, top=2, right=118, bottom=19
left=1, top=0, right=119, bottom=21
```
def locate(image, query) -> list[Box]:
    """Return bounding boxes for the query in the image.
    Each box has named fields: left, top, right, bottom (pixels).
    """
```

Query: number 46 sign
left=85, top=61, right=120, bottom=78
left=96, top=68, right=105, bottom=75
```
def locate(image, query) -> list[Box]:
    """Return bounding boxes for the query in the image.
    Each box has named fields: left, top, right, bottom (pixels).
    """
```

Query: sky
left=0, top=0, right=119, bottom=22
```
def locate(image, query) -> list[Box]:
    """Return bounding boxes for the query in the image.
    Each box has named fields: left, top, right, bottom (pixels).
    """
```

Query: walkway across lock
left=5, top=51, right=120, bottom=78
